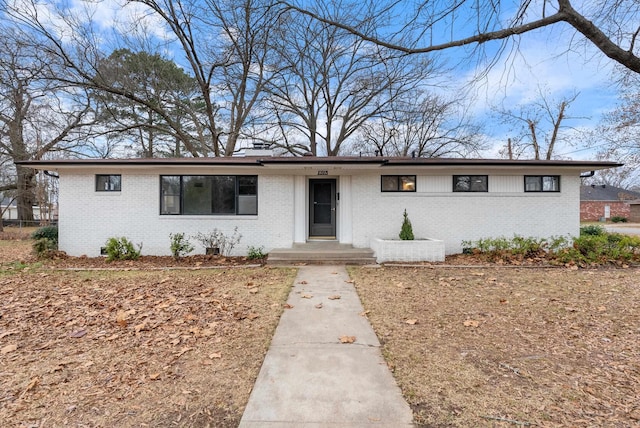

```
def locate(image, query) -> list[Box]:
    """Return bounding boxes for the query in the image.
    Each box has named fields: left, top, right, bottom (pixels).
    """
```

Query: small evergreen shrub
left=169, top=232, right=194, bottom=260
left=247, top=245, right=267, bottom=260
left=33, top=238, right=57, bottom=259
left=399, top=209, right=414, bottom=240
left=611, top=216, right=628, bottom=223
left=580, top=225, right=606, bottom=236
left=31, top=225, right=58, bottom=243
left=104, top=237, right=141, bottom=261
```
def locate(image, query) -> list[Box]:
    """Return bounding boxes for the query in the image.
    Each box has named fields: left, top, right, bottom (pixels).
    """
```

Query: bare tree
left=355, top=92, right=485, bottom=157
left=283, top=0, right=640, bottom=74
left=266, top=1, right=431, bottom=156
left=0, top=27, right=93, bottom=221
left=4, top=0, right=282, bottom=157
left=495, top=90, right=579, bottom=160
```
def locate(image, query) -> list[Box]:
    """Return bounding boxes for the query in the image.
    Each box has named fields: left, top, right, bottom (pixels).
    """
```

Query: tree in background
left=284, top=0, right=640, bottom=74
left=4, top=0, right=283, bottom=157
left=0, top=26, right=93, bottom=222
left=494, top=90, right=579, bottom=160
left=266, top=0, right=431, bottom=156
left=94, top=49, right=201, bottom=158
left=355, top=92, right=485, bottom=157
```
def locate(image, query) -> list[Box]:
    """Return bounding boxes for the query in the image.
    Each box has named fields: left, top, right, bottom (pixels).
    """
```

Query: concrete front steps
left=267, top=242, right=376, bottom=265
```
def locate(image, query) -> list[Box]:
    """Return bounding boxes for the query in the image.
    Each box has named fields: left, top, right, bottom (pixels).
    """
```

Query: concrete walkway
left=239, top=265, right=413, bottom=427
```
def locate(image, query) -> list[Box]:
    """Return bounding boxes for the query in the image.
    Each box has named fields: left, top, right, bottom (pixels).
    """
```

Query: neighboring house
left=17, top=155, right=619, bottom=259
left=1, top=198, right=58, bottom=223
left=580, top=184, right=640, bottom=221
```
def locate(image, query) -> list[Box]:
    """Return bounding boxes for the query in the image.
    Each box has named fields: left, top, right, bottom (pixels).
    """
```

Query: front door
left=309, top=179, right=336, bottom=238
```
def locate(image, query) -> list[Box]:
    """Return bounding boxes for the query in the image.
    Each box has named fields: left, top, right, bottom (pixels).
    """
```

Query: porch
left=266, top=242, right=376, bottom=265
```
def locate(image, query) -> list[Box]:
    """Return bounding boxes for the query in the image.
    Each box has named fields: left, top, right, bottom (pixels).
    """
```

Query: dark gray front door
left=309, top=179, right=336, bottom=237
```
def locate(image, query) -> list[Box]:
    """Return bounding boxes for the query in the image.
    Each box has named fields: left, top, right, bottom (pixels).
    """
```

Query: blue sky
left=12, top=0, right=625, bottom=163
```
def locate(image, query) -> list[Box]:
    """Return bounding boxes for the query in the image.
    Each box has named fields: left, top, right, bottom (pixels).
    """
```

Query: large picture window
left=381, top=175, right=416, bottom=192
left=160, top=175, right=257, bottom=215
left=453, top=175, right=488, bottom=192
left=525, top=175, right=560, bottom=192
left=96, top=175, right=121, bottom=192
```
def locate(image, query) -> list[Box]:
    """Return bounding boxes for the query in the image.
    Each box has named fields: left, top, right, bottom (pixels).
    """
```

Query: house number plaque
left=317, top=170, right=328, bottom=175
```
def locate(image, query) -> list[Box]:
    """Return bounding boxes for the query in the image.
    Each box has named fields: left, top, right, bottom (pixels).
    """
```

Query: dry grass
left=0, top=258, right=295, bottom=426
left=349, top=266, right=640, bottom=427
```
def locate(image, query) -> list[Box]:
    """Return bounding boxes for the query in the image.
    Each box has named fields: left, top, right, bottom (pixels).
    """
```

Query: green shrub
left=399, top=209, right=414, bottom=240
left=169, top=232, right=194, bottom=260
left=31, top=225, right=58, bottom=243
left=611, top=216, right=628, bottom=223
left=580, top=225, right=606, bottom=236
left=247, top=246, right=267, bottom=260
left=32, top=237, right=57, bottom=259
left=104, top=237, right=141, bottom=262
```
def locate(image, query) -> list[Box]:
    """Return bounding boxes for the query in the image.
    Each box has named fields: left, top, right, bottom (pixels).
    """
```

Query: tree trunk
left=16, top=164, right=36, bottom=223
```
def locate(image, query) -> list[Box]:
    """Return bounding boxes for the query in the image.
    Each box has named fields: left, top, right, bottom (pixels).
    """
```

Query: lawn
left=350, top=265, right=640, bottom=427
left=0, top=241, right=296, bottom=427
left=3, top=238, right=639, bottom=427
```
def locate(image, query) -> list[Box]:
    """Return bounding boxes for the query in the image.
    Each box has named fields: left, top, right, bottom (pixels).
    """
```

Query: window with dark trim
left=381, top=175, right=416, bottom=192
left=524, top=175, right=560, bottom=192
left=160, top=175, right=258, bottom=215
left=453, top=175, right=488, bottom=192
left=96, top=174, right=121, bottom=192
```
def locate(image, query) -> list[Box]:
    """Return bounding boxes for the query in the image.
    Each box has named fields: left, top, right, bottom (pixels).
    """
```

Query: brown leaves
left=405, top=319, right=418, bottom=325
left=115, top=309, right=136, bottom=327
left=19, top=377, right=40, bottom=398
left=1, top=343, right=17, bottom=354
left=328, top=295, right=341, bottom=300
left=69, top=329, right=87, bottom=338
left=463, top=319, right=480, bottom=328
left=315, top=303, right=323, bottom=309
left=339, top=335, right=356, bottom=344
left=284, top=303, right=294, bottom=309
left=301, top=294, right=313, bottom=299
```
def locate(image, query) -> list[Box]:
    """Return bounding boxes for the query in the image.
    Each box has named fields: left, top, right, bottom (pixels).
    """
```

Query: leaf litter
left=0, top=263, right=295, bottom=427
left=350, top=266, right=640, bottom=427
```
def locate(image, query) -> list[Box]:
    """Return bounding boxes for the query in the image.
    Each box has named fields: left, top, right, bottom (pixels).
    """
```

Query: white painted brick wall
left=371, top=238, right=445, bottom=263
left=59, top=173, right=294, bottom=257
left=58, top=169, right=581, bottom=257
left=351, top=174, right=580, bottom=255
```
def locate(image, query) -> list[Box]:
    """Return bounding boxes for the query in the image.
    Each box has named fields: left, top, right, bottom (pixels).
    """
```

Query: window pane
left=238, top=176, right=257, bottom=195
left=96, top=175, right=121, bottom=191
left=211, top=176, right=235, bottom=214
left=542, top=176, right=559, bottom=191
left=161, top=176, right=181, bottom=214
left=469, top=176, right=487, bottom=191
left=525, top=176, right=541, bottom=191
left=381, top=176, right=399, bottom=191
left=183, top=176, right=212, bottom=215
left=400, top=176, right=416, bottom=191
left=454, top=175, right=487, bottom=192
left=237, top=176, right=257, bottom=215
left=454, top=176, right=470, bottom=191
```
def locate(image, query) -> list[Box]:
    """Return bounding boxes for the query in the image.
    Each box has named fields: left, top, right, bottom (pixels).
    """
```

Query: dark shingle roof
left=15, top=156, right=623, bottom=169
left=580, top=184, right=640, bottom=201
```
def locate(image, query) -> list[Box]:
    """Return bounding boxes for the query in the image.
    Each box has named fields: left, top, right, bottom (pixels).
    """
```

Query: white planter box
left=371, top=237, right=445, bottom=263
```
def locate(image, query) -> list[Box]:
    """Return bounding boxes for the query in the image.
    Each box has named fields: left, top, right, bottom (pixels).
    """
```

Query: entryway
left=309, top=179, right=336, bottom=238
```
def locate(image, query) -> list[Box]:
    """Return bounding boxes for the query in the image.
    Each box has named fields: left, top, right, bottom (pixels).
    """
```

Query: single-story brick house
left=580, top=184, right=640, bottom=221
left=18, top=155, right=619, bottom=260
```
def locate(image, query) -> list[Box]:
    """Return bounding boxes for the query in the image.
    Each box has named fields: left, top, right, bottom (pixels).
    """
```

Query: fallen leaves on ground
left=339, top=335, right=356, bottom=344
left=350, top=266, right=640, bottom=427
left=0, top=266, right=296, bottom=427
left=328, top=295, right=341, bottom=300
